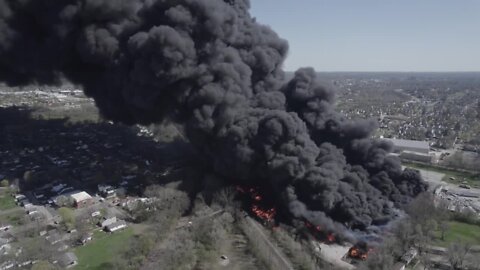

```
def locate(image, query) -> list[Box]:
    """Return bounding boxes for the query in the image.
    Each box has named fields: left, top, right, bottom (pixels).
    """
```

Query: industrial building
left=386, top=138, right=430, bottom=154
left=70, top=191, right=93, bottom=208
left=385, top=138, right=433, bottom=163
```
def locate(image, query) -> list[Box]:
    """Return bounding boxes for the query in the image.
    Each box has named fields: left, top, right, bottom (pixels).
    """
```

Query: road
left=410, top=167, right=445, bottom=190
left=412, top=167, right=480, bottom=197
left=244, top=216, right=294, bottom=270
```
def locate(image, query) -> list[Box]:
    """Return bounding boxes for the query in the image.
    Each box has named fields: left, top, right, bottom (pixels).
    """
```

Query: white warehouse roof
left=70, top=191, right=92, bottom=202
left=385, top=138, right=430, bottom=151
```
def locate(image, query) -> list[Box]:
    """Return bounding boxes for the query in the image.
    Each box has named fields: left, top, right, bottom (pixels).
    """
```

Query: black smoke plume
left=0, top=0, right=427, bottom=234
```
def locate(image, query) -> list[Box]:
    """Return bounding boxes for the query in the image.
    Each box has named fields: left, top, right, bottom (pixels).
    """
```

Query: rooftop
left=58, top=252, right=78, bottom=268
left=105, top=220, right=127, bottom=231
left=70, top=191, right=92, bottom=202
left=385, top=138, right=430, bottom=150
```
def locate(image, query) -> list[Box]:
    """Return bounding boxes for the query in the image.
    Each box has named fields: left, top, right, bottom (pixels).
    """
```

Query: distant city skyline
left=250, top=1, right=480, bottom=72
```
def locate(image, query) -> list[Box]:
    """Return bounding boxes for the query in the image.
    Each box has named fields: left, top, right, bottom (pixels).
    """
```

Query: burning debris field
left=0, top=0, right=427, bottom=243
left=347, top=242, right=372, bottom=261
left=236, top=186, right=277, bottom=223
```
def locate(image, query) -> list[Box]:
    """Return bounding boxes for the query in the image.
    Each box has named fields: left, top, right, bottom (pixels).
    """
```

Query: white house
left=105, top=220, right=127, bottom=233
left=99, top=216, right=117, bottom=228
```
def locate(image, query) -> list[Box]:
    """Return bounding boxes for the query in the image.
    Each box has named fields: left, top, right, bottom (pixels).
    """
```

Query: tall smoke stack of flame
left=0, top=0, right=427, bottom=237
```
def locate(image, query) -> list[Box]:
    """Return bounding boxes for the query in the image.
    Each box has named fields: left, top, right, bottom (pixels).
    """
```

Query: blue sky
left=250, top=0, right=480, bottom=72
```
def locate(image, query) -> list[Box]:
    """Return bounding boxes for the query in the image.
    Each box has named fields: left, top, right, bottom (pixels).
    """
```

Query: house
left=99, top=216, right=117, bottom=228
left=79, top=233, right=93, bottom=245
left=51, top=183, right=67, bottom=193
left=58, top=252, right=78, bottom=269
left=98, top=184, right=116, bottom=198
left=55, top=242, right=69, bottom=252
left=115, top=187, right=126, bottom=197
left=400, top=248, right=418, bottom=265
left=0, top=243, right=11, bottom=256
left=105, top=220, right=127, bottom=233
left=70, top=191, right=93, bottom=208
left=426, top=245, right=447, bottom=255
left=19, top=199, right=32, bottom=208
left=393, top=262, right=405, bottom=270
left=46, top=233, right=63, bottom=245
left=121, top=197, right=151, bottom=211
left=0, top=232, right=15, bottom=245
left=45, top=230, right=65, bottom=245
left=0, top=261, right=14, bottom=270
left=13, top=194, right=26, bottom=201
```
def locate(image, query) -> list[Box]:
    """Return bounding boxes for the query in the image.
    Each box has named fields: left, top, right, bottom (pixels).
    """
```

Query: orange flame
left=348, top=246, right=369, bottom=260
left=251, top=204, right=276, bottom=221
left=327, top=233, right=335, bottom=243
left=237, top=185, right=276, bottom=222
left=304, top=221, right=336, bottom=244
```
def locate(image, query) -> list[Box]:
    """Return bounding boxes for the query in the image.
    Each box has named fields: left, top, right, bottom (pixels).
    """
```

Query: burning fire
left=304, top=221, right=336, bottom=244
left=236, top=186, right=277, bottom=222
left=251, top=205, right=276, bottom=222
left=327, top=233, right=335, bottom=243
left=348, top=243, right=371, bottom=261
left=237, top=186, right=337, bottom=243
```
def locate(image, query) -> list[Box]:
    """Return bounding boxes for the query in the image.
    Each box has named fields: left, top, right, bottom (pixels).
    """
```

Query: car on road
left=459, top=184, right=471, bottom=189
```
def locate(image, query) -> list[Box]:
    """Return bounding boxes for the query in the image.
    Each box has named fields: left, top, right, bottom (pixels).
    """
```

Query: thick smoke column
left=0, top=0, right=426, bottom=233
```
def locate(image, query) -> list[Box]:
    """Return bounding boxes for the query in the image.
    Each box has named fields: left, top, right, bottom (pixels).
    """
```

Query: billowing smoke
left=0, top=0, right=426, bottom=234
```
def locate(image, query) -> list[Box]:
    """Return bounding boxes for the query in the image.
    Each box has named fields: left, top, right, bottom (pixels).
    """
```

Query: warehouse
left=385, top=138, right=430, bottom=154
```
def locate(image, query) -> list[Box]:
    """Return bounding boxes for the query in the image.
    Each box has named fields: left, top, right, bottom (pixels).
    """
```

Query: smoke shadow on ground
left=0, top=106, right=201, bottom=201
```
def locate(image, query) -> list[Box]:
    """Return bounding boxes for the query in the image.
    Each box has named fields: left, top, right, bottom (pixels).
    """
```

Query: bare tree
left=467, top=253, right=480, bottom=270
left=418, top=252, right=433, bottom=270
left=439, top=221, right=450, bottom=241
left=17, top=237, right=57, bottom=263
left=407, top=193, right=438, bottom=228
left=357, top=248, right=395, bottom=270
left=393, top=221, right=416, bottom=254
left=58, top=207, right=75, bottom=230
left=141, top=185, right=191, bottom=240
left=74, top=211, right=93, bottom=244
left=447, top=242, right=471, bottom=270
left=141, top=229, right=196, bottom=270
left=212, top=186, right=239, bottom=211
left=55, top=195, right=74, bottom=207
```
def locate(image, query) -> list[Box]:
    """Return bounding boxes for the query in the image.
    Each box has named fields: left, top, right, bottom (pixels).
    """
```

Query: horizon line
left=284, top=70, right=480, bottom=73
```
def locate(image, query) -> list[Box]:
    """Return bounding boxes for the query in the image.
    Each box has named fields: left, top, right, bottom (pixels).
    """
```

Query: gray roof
left=106, top=220, right=127, bottom=230
left=58, top=252, right=78, bottom=267
left=385, top=138, right=430, bottom=150
left=393, top=262, right=406, bottom=270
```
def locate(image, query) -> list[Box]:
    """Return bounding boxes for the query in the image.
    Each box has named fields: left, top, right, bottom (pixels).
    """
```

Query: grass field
left=74, top=227, right=134, bottom=270
left=404, top=162, right=480, bottom=187
left=433, top=221, right=480, bottom=247
left=0, top=189, right=16, bottom=210
left=0, top=208, right=24, bottom=226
